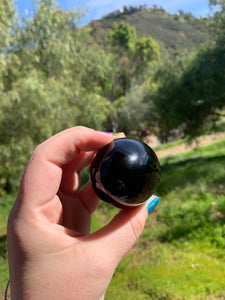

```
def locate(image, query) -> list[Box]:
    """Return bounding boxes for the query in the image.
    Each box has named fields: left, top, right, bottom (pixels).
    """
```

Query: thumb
left=88, top=196, right=160, bottom=264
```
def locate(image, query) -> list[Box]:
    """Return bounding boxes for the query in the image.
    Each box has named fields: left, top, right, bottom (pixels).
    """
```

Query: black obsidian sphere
left=90, top=138, right=161, bottom=208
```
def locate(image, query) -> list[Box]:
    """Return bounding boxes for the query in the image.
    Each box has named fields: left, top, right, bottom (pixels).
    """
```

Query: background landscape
left=0, top=0, right=225, bottom=298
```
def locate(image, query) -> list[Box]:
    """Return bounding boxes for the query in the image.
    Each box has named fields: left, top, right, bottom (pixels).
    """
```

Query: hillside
left=89, top=7, right=211, bottom=54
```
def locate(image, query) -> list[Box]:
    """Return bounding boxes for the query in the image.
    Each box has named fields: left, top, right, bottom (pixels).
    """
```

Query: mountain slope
left=89, top=7, right=211, bottom=54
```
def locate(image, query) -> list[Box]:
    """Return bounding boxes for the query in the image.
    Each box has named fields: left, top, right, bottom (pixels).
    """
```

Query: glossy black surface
left=90, top=138, right=161, bottom=208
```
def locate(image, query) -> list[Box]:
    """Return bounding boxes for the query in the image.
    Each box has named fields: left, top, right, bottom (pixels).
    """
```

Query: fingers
left=59, top=182, right=100, bottom=234
left=59, top=192, right=91, bottom=235
left=83, top=196, right=160, bottom=263
left=17, top=127, right=113, bottom=210
left=78, top=181, right=100, bottom=214
left=59, top=131, right=126, bottom=196
left=60, top=151, right=95, bottom=195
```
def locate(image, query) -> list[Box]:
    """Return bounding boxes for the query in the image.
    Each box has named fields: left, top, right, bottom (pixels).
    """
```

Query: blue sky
left=14, top=0, right=212, bottom=26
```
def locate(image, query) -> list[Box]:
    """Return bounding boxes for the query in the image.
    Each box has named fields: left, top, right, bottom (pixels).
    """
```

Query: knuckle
left=130, top=215, right=144, bottom=241
left=30, top=143, right=45, bottom=161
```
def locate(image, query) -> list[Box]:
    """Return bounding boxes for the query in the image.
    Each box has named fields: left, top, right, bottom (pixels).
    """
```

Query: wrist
left=4, top=279, right=10, bottom=300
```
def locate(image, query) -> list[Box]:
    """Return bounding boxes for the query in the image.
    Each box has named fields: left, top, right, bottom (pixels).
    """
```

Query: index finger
left=17, top=127, right=113, bottom=210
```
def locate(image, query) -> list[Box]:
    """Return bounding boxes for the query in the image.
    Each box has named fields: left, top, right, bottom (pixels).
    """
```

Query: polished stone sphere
left=90, top=138, right=161, bottom=208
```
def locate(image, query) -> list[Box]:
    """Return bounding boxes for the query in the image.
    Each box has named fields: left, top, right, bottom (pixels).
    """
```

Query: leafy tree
left=108, top=21, right=137, bottom=51
left=145, top=1, right=225, bottom=140
left=145, top=57, right=183, bottom=142
left=0, top=0, right=113, bottom=192
left=16, top=0, right=87, bottom=79
left=106, top=22, right=137, bottom=99
left=123, top=6, right=129, bottom=14
left=0, top=0, right=18, bottom=49
left=107, top=22, right=161, bottom=97
left=178, top=10, right=185, bottom=17
left=106, top=21, right=161, bottom=132
left=134, top=36, right=160, bottom=78
left=0, top=0, right=18, bottom=90
left=135, top=36, right=160, bottom=63
left=150, top=42, right=225, bottom=140
left=209, top=0, right=225, bottom=41
left=117, top=86, right=149, bottom=136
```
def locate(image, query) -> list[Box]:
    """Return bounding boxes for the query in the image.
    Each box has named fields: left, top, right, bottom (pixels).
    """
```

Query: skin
left=7, top=126, right=152, bottom=300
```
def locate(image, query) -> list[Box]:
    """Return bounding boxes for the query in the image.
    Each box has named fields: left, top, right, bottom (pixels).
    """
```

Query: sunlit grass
left=154, top=138, right=186, bottom=151
left=104, top=192, right=225, bottom=299
left=158, top=138, right=225, bottom=199
left=106, top=242, right=225, bottom=299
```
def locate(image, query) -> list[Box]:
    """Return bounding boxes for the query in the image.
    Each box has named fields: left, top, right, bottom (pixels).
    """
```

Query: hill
left=88, top=6, right=211, bottom=54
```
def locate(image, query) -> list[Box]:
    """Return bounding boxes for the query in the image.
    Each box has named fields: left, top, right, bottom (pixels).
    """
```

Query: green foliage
left=108, top=21, right=137, bottom=50
left=106, top=20, right=161, bottom=132
left=209, top=0, right=225, bottom=41
left=123, top=5, right=147, bottom=15
left=135, top=36, right=160, bottom=63
left=0, top=0, right=113, bottom=191
left=116, top=86, right=149, bottom=135
left=0, top=0, right=18, bottom=49
left=0, top=0, right=224, bottom=190
left=149, top=42, right=225, bottom=140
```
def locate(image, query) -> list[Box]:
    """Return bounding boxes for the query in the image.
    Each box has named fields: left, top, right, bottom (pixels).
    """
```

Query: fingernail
left=100, top=131, right=125, bottom=136
left=101, top=131, right=113, bottom=135
left=113, top=132, right=124, bottom=136
left=147, top=196, right=160, bottom=215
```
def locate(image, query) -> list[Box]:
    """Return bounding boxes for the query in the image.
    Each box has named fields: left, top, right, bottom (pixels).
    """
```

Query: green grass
left=106, top=243, right=225, bottom=299
left=154, top=138, right=187, bottom=151
left=1, top=136, right=225, bottom=299
left=0, top=194, right=14, bottom=297
left=158, top=137, right=225, bottom=199
left=103, top=136, right=225, bottom=299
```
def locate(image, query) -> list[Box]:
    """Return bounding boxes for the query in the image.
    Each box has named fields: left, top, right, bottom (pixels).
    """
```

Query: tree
left=0, top=0, right=113, bottom=192
left=149, top=42, right=225, bottom=140
left=117, top=86, right=149, bottom=136
left=106, top=22, right=137, bottom=99
left=16, top=0, right=86, bottom=79
left=209, top=0, right=225, bottom=41
left=0, top=0, right=18, bottom=49
left=108, top=21, right=137, bottom=51
left=135, top=37, right=160, bottom=63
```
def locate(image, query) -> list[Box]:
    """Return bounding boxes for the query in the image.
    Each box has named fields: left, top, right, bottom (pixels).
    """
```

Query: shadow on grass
left=156, top=188, right=225, bottom=247
left=157, top=199, right=225, bottom=247
left=155, top=154, right=225, bottom=247
left=158, top=155, right=225, bottom=196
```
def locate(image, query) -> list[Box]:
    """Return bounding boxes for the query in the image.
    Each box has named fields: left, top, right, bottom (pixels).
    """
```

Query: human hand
left=7, top=126, right=159, bottom=300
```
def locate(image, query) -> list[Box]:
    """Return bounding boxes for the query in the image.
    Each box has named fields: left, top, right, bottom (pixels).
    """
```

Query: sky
left=14, top=0, right=213, bottom=26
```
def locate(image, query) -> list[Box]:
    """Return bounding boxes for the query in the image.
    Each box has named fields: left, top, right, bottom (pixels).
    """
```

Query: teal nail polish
left=147, top=196, right=160, bottom=215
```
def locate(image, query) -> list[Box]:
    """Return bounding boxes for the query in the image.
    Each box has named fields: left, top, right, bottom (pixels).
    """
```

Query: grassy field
left=0, top=195, right=14, bottom=298
left=1, top=135, right=225, bottom=299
